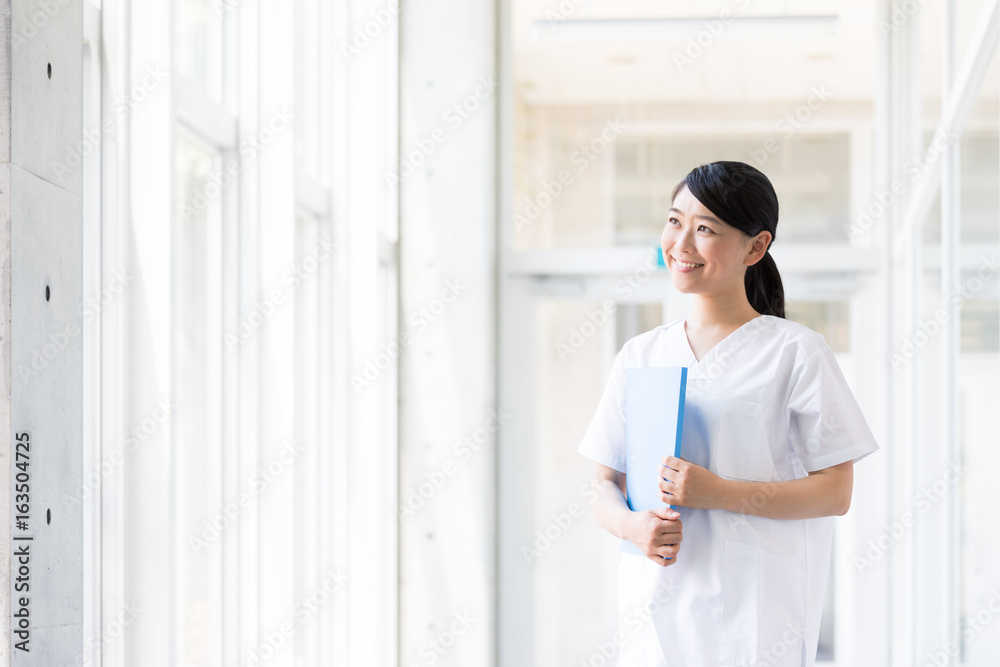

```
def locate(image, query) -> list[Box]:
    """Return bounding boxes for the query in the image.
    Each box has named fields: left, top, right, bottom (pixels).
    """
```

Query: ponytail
left=745, top=249, right=785, bottom=319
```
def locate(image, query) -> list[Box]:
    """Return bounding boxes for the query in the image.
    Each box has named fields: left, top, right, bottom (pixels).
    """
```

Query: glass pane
left=294, top=213, right=322, bottom=664
left=533, top=298, right=628, bottom=665
left=295, top=0, right=322, bottom=179
left=922, top=132, right=1000, bottom=246
left=785, top=300, right=850, bottom=353
left=512, top=1, right=857, bottom=253
left=172, top=132, right=223, bottom=667
left=613, top=135, right=850, bottom=246
left=959, top=295, right=1000, bottom=665
left=174, top=0, right=225, bottom=104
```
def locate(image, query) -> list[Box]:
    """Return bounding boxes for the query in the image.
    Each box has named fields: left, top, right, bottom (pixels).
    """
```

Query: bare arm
left=591, top=463, right=634, bottom=540
left=592, top=463, right=683, bottom=566
left=659, top=456, right=854, bottom=520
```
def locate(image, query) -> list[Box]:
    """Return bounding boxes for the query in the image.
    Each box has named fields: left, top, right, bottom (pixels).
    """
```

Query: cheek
left=700, top=239, right=738, bottom=265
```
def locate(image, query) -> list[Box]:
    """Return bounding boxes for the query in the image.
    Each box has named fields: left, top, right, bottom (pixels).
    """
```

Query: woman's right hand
left=627, top=507, right=683, bottom=566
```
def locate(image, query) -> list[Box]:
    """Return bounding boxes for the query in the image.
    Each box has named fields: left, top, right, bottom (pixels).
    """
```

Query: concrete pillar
left=398, top=0, right=498, bottom=665
left=2, top=0, right=85, bottom=664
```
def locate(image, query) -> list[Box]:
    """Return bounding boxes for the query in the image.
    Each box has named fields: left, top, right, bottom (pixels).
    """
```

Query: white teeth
left=675, top=259, right=703, bottom=268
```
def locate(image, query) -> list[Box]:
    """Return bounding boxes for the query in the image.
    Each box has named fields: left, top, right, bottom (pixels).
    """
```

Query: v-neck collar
left=680, top=315, right=769, bottom=369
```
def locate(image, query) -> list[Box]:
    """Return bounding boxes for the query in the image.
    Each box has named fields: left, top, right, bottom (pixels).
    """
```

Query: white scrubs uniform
left=578, top=314, right=879, bottom=667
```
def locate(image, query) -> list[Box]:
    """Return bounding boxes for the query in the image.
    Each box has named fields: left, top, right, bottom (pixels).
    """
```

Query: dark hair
left=671, top=161, right=785, bottom=319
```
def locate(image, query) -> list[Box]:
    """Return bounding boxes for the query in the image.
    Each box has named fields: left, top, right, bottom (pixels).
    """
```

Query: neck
left=686, top=285, right=759, bottom=330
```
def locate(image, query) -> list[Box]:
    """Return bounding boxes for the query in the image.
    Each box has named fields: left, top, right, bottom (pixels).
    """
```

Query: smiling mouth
left=673, top=258, right=704, bottom=269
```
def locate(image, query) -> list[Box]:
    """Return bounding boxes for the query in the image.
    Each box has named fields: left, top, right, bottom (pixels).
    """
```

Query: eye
left=667, top=217, right=680, bottom=225
left=698, top=225, right=713, bottom=233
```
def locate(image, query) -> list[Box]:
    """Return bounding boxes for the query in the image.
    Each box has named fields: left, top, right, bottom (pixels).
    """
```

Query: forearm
left=716, top=471, right=849, bottom=520
left=592, top=478, right=637, bottom=541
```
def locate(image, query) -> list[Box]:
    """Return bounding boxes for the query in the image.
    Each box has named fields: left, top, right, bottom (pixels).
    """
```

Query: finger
left=656, top=543, right=680, bottom=559
left=658, top=523, right=683, bottom=538
left=659, top=490, right=679, bottom=505
left=648, top=553, right=675, bottom=567
left=660, top=456, right=682, bottom=470
left=658, top=464, right=676, bottom=480
left=651, top=507, right=680, bottom=520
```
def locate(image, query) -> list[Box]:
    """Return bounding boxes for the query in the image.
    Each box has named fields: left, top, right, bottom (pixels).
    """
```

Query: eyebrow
left=669, top=208, right=722, bottom=225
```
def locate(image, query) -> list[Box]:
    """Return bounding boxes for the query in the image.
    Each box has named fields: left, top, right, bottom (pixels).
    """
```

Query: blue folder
left=621, top=366, right=687, bottom=556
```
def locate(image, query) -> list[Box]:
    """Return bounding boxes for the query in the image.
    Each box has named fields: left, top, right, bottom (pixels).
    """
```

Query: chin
left=671, top=281, right=694, bottom=294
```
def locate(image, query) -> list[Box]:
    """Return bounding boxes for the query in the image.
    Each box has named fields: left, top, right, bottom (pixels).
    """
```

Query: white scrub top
left=578, top=314, right=879, bottom=667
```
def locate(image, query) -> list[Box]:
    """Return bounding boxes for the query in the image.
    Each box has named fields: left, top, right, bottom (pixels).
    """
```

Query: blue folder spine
left=668, top=366, right=687, bottom=511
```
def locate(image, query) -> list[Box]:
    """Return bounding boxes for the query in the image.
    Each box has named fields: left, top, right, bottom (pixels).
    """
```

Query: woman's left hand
left=658, top=456, right=727, bottom=510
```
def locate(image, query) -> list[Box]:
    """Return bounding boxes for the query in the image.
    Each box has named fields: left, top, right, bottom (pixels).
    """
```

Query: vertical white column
left=884, top=0, right=917, bottom=664
left=123, top=0, right=172, bottom=663
left=328, top=1, right=351, bottom=664
left=254, top=0, right=297, bottom=665
left=237, top=1, right=262, bottom=664
left=939, top=0, right=961, bottom=658
left=342, top=0, right=400, bottom=664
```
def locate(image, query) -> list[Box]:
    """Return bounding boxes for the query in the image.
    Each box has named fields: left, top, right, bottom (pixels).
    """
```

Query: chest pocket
left=715, top=389, right=775, bottom=483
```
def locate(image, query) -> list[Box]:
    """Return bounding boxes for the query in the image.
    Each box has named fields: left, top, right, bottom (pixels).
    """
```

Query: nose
left=672, top=225, right=696, bottom=252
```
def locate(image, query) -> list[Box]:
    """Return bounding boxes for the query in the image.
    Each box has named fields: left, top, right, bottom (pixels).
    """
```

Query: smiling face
left=660, top=184, right=771, bottom=297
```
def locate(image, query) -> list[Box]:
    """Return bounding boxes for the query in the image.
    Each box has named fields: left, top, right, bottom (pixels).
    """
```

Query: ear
left=744, top=231, right=772, bottom=267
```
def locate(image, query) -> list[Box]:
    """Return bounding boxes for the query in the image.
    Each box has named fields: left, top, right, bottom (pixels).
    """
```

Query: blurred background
left=1, top=0, right=998, bottom=665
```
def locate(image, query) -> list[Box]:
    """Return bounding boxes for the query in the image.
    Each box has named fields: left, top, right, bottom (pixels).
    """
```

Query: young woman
left=577, top=161, right=879, bottom=667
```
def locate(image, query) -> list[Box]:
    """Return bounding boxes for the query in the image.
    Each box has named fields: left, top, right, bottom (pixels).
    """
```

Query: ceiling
left=512, top=0, right=1000, bottom=107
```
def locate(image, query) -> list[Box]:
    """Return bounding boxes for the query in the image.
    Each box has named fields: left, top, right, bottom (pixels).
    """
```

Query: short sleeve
left=786, top=342, right=879, bottom=472
left=577, top=348, right=628, bottom=473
